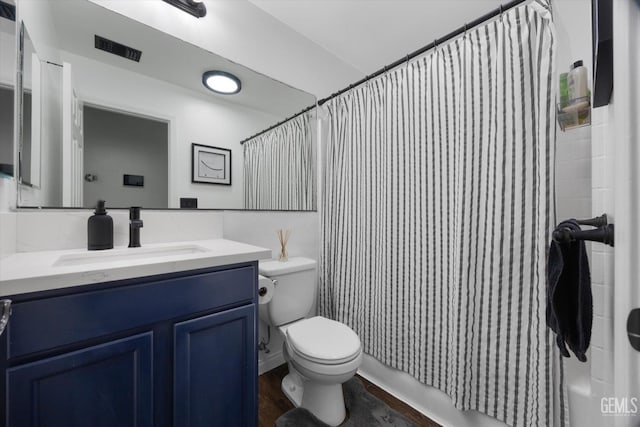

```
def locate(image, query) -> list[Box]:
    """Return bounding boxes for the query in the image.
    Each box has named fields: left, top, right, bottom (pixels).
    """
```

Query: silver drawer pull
left=0, top=299, right=12, bottom=336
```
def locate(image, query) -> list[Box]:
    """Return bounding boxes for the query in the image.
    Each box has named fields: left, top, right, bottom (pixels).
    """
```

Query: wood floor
left=258, top=364, right=441, bottom=427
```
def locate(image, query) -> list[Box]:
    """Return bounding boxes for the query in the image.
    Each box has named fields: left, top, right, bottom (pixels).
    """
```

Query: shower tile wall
left=555, top=113, right=593, bottom=393
left=556, top=126, right=592, bottom=221
left=589, top=106, right=615, bottom=398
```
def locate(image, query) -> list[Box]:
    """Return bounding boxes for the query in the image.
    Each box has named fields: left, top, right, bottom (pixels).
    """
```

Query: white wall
left=0, top=178, right=16, bottom=258
left=83, top=106, right=168, bottom=209
left=222, top=210, right=319, bottom=373
left=17, top=0, right=59, bottom=64
left=18, top=62, right=63, bottom=207
left=58, top=51, right=279, bottom=209
left=223, top=211, right=319, bottom=264
left=15, top=209, right=224, bottom=252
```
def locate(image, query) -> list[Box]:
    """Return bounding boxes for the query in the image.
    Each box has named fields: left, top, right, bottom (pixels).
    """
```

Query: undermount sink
left=53, top=244, right=210, bottom=267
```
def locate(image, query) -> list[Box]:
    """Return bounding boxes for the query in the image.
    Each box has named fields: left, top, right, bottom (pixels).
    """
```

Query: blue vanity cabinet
left=0, top=262, right=258, bottom=427
left=7, top=332, right=154, bottom=427
left=174, top=305, right=256, bottom=427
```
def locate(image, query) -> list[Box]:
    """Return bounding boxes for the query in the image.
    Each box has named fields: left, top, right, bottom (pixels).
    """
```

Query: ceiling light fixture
left=162, top=0, right=206, bottom=18
left=202, top=71, right=242, bottom=95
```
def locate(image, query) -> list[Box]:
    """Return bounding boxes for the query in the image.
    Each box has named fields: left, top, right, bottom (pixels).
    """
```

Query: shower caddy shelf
left=557, top=96, right=591, bottom=131
left=552, top=214, right=614, bottom=247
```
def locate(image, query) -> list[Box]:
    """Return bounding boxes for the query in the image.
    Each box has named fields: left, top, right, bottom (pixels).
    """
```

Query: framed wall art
left=191, top=143, right=231, bottom=185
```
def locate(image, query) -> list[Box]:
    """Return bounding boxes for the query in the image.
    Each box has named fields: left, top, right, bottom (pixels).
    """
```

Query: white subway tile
left=598, top=284, right=613, bottom=319
left=591, top=108, right=605, bottom=126
left=591, top=378, right=612, bottom=400
left=602, top=189, right=614, bottom=212
left=590, top=347, right=614, bottom=382
left=591, top=316, right=604, bottom=348
left=603, top=253, right=614, bottom=286
left=592, top=157, right=606, bottom=188
left=590, top=253, right=605, bottom=284
left=592, top=189, right=605, bottom=216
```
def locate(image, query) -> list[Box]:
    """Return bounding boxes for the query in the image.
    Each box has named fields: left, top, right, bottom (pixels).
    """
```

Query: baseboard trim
left=259, top=349, right=285, bottom=375
left=358, top=354, right=507, bottom=427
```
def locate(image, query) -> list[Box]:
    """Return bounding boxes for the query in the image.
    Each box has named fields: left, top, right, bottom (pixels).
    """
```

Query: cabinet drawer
left=7, top=265, right=256, bottom=359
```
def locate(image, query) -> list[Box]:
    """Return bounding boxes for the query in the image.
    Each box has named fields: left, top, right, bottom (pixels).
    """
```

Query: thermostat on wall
left=123, top=174, right=144, bottom=187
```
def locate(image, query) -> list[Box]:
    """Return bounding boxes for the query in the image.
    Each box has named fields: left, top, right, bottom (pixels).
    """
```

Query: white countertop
left=0, top=239, right=271, bottom=296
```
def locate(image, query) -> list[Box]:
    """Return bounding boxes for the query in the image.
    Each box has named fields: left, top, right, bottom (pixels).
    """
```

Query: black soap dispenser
left=88, top=200, right=113, bottom=250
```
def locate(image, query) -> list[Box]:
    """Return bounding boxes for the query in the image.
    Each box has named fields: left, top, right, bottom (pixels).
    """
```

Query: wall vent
left=94, top=35, right=142, bottom=63
left=0, top=1, right=16, bottom=21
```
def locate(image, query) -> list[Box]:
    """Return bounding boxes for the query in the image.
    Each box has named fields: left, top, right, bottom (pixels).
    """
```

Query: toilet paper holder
left=259, top=279, right=277, bottom=297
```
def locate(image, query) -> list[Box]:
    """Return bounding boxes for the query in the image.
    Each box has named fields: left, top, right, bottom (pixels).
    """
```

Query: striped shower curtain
left=319, top=2, right=566, bottom=426
left=243, top=113, right=315, bottom=210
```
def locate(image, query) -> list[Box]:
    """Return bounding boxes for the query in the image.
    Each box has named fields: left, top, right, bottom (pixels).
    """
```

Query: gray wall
left=83, top=106, right=168, bottom=209
left=0, top=87, right=13, bottom=173
left=0, top=88, right=31, bottom=179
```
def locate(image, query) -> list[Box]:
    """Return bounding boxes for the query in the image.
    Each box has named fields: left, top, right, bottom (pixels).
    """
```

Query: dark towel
left=546, top=219, right=592, bottom=362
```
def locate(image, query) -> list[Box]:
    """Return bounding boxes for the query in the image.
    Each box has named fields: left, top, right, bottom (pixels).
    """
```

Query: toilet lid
left=286, top=316, right=361, bottom=364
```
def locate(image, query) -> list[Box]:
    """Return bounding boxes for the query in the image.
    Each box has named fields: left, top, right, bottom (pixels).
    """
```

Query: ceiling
left=247, top=0, right=506, bottom=77
left=86, top=0, right=505, bottom=99
left=41, top=0, right=510, bottom=109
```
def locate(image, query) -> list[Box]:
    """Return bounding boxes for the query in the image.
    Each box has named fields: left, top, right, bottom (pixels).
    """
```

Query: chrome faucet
left=128, top=206, right=143, bottom=248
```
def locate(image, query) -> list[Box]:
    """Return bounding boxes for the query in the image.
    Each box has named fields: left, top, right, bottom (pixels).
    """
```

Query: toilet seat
left=286, top=316, right=361, bottom=365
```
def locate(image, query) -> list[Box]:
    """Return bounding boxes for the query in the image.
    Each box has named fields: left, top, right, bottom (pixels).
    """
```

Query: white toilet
left=258, top=257, right=362, bottom=426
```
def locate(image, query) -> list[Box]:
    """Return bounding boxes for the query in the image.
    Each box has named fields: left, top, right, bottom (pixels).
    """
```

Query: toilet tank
left=258, top=257, right=317, bottom=326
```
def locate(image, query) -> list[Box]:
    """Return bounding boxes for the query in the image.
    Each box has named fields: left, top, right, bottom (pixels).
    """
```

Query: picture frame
left=191, top=143, right=232, bottom=185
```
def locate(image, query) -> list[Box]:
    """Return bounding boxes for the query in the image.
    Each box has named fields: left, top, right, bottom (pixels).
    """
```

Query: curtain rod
left=317, top=0, right=529, bottom=106
left=240, top=103, right=317, bottom=145
left=239, top=0, right=529, bottom=145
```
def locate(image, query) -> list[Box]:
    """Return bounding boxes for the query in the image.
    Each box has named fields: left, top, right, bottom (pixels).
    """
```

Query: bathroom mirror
left=16, top=0, right=316, bottom=210
left=17, top=24, right=40, bottom=189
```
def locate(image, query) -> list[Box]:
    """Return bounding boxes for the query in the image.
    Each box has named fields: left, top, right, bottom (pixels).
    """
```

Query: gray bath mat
left=275, top=377, right=419, bottom=427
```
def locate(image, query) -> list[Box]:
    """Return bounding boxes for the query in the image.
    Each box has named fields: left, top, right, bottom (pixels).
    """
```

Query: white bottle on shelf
left=567, top=60, right=588, bottom=102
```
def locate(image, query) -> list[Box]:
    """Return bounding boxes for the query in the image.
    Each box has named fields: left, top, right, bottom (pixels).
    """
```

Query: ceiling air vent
left=0, top=1, right=16, bottom=22
left=94, top=35, right=142, bottom=63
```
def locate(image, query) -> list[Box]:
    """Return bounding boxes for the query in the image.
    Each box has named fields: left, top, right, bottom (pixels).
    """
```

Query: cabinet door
left=7, top=332, right=153, bottom=427
left=174, top=305, right=256, bottom=427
